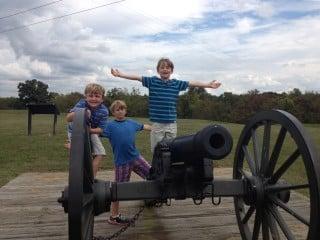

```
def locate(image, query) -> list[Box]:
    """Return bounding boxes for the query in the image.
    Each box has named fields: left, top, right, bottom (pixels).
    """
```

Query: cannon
left=58, top=109, right=320, bottom=240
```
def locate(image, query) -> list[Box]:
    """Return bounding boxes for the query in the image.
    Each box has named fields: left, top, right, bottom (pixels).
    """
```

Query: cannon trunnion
left=58, top=109, right=320, bottom=240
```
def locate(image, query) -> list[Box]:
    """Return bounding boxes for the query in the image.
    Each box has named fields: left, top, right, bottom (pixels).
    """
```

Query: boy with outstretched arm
left=102, top=100, right=151, bottom=225
left=111, top=57, right=221, bottom=153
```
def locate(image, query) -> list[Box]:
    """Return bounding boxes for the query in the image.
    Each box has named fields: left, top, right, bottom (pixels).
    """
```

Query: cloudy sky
left=0, top=0, right=320, bottom=97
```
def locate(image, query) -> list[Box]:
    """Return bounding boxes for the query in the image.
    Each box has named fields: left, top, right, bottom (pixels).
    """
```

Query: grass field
left=0, top=110, right=319, bottom=188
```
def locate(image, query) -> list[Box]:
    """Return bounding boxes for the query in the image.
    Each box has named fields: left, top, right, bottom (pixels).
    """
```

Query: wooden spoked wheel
left=233, top=110, right=320, bottom=240
left=68, top=109, right=95, bottom=240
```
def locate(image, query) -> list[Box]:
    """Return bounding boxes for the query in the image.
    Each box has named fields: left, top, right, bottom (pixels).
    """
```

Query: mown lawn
left=0, top=110, right=319, bottom=188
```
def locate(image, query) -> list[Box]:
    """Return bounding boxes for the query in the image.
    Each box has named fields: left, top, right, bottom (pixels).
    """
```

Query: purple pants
left=115, top=155, right=151, bottom=182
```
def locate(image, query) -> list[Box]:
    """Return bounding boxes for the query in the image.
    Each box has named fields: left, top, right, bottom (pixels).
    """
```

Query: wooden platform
left=0, top=168, right=309, bottom=240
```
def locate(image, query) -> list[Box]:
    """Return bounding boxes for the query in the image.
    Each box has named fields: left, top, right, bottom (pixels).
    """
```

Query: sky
left=0, top=0, right=320, bottom=97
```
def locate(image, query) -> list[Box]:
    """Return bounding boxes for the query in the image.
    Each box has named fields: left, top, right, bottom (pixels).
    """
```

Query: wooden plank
left=0, top=169, right=310, bottom=240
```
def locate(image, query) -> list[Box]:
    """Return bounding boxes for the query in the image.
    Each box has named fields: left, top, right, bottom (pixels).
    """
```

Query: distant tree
left=178, top=87, right=202, bottom=118
left=107, top=88, right=129, bottom=100
left=277, top=93, right=295, bottom=113
left=188, top=86, right=212, bottom=100
left=17, top=79, right=53, bottom=106
left=0, top=97, right=24, bottom=109
left=54, top=92, right=83, bottom=112
left=247, top=89, right=260, bottom=95
left=178, top=94, right=192, bottom=118
left=289, top=88, right=302, bottom=97
left=218, top=92, right=238, bottom=122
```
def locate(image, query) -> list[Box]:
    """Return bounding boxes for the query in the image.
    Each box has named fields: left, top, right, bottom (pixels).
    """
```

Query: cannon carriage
left=58, top=109, right=320, bottom=240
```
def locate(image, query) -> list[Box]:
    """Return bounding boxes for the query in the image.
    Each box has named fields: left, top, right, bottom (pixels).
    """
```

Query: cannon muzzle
left=166, top=124, right=233, bottom=164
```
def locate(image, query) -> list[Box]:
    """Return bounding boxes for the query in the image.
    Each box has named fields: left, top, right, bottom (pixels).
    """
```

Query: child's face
left=157, top=62, right=173, bottom=80
left=85, top=92, right=103, bottom=109
left=112, top=106, right=126, bottom=120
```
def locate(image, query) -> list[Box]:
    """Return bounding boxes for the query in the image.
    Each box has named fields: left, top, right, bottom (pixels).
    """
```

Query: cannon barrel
left=165, top=124, right=233, bottom=164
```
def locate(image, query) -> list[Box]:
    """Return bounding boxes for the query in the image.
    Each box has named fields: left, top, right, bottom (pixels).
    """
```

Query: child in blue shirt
left=111, top=57, right=221, bottom=153
left=66, top=83, right=108, bottom=177
left=102, top=100, right=151, bottom=225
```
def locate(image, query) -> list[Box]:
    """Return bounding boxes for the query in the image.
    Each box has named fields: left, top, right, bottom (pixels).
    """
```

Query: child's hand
left=143, top=124, right=152, bottom=131
left=111, top=68, right=121, bottom=77
left=86, top=109, right=91, bottom=118
left=208, top=80, right=221, bottom=89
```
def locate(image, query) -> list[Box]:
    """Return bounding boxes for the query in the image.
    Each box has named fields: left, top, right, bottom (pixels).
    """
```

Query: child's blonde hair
left=84, top=83, right=105, bottom=96
left=157, top=58, right=174, bottom=71
left=110, top=100, right=127, bottom=113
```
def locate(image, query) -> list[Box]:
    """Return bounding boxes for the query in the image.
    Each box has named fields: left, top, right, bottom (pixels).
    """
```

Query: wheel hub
left=244, top=176, right=265, bottom=206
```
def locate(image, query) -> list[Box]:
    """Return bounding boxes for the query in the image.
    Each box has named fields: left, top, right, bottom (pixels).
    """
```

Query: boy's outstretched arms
left=111, top=68, right=142, bottom=82
left=189, top=80, right=221, bottom=89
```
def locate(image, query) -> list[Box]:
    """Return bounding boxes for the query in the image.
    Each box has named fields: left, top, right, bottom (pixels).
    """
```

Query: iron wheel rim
left=233, top=110, right=320, bottom=240
left=68, top=109, right=95, bottom=240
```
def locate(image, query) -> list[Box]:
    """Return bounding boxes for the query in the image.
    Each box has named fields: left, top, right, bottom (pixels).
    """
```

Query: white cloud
left=0, top=0, right=320, bottom=97
left=29, top=59, right=52, bottom=76
left=234, top=18, right=255, bottom=34
left=0, top=62, right=30, bottom=79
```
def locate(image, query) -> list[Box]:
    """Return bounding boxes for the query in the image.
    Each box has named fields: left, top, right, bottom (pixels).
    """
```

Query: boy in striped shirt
left=111, top=58, right=221, bottom=153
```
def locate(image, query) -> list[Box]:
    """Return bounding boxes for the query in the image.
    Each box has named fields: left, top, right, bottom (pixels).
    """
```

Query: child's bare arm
left=143, top=124, right=152, bottom=131
left=90, top=127, right=102, bottom=134
left=189, top=80, right=221, bottom=89
left=66, top=112, right=75, bottom=122
left=111, top=68, right=142, bottom=81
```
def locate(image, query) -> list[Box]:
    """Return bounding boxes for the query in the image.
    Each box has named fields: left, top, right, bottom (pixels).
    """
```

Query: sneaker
left=107, top=214, right=131, bottom=225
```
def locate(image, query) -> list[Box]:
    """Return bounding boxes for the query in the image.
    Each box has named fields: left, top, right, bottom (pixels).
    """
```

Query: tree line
left=1, top=79, right=320, bottom=123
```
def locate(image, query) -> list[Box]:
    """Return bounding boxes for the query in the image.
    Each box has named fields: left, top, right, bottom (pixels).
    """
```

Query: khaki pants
left=90, top=134, right=106, bottom=156
left=150, top=122, right=177, bottom=153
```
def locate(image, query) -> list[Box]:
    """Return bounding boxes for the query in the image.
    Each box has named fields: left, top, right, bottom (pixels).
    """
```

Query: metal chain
left=92, top=205, right=145, bottom=240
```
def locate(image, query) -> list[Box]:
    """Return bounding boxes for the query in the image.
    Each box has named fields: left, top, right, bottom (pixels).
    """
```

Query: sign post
left=26, top=103, right=60, bottom=135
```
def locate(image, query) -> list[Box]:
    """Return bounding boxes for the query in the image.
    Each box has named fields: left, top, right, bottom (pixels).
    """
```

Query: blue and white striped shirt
left=142, top=76, right=189, bottom=123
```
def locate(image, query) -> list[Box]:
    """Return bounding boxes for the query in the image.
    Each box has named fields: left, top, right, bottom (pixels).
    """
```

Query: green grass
left=0, top=110, right=319, bottom=190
